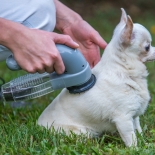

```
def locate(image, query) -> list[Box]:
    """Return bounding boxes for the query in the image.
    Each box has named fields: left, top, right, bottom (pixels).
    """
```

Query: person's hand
left=10, top=29, right=79, bottom=74
left=62, top=20, right=107, bottom=68
left=54, top=0, right=107, bottom=68
left=0, top=19, right=79, bottom=74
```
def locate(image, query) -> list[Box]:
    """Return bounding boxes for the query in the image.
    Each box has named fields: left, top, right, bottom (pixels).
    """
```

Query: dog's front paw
left=125, top=134, right=137, bottom=147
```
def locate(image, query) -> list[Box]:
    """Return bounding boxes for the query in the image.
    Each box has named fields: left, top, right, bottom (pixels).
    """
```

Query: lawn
left=0, top=2, right=155, bottom=155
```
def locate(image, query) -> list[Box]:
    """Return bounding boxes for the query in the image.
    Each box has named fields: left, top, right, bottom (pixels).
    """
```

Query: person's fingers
left=87, top=47, right=100, bottom=68
left=53, top=33, right=79, bottom=48
left=36, top=42, right=64, bottom=74
left=42, top=61, right=54, bottom=73
left=23, top=61, right=47, bottom=74
left=91, top=32, right=107, bottom=49
left=91, top=46, right=100, bottom=67
left=37, top=69, right=46, bottom=74
left=53, top=53, right=65, bottom=74
left=45, top=50, right=65, bottom=74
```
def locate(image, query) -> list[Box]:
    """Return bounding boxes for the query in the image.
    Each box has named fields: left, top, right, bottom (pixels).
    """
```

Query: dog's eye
left=145, top=45, right=150, bottom=51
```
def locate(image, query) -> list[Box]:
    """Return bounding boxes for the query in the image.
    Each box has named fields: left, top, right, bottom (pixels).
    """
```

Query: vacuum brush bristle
left=67, top=74, right=96, bottom=94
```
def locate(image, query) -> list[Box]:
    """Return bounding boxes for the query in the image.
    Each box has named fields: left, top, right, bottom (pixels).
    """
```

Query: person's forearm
left=0, top=18, right=13, bottom=46
left=0, top=18, right=24, bottom=48
left=54, top=0, right=83, bottom=32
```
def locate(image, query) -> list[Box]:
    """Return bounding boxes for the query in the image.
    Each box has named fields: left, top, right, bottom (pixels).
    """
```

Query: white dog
left=38, top=8, right=155, bottom=147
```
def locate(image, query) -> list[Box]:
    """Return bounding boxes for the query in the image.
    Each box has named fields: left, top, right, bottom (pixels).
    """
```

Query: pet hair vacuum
left=0, top=44, right=96, bottom=103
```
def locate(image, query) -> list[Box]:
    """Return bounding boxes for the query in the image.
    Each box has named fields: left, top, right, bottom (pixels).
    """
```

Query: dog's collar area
left=67, top=74, right=96, bottom=94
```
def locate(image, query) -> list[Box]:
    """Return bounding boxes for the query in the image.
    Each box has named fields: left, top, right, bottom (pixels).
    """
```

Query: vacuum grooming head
left=0, top=44, right=95, bottom=103
left=67, top=74, right=96, bottom=94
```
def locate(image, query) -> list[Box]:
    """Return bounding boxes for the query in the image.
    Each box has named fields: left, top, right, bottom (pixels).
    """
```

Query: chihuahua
left=38, top=8, right=155, bottom=147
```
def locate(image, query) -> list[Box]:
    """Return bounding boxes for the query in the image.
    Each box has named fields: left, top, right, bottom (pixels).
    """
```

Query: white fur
left=38, top=9, right=155, bottom=147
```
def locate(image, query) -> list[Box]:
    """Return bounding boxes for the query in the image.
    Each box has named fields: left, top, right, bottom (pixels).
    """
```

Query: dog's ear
left=120, top=15, right=133, bottom=45
left=113, top=8, right=128, bottom=36
left=120, top=8, right=127, bottom=25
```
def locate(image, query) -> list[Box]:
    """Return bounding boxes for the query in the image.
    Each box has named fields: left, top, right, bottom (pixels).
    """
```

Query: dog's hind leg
left=113, top=117, right=137, bottom=147
left=51, top=124, right=91, bottom=136
left=133, top=116, right=142, bottom=134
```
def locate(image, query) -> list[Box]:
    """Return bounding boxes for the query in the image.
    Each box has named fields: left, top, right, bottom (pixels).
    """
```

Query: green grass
left=0, top=7, right=155, bottom=154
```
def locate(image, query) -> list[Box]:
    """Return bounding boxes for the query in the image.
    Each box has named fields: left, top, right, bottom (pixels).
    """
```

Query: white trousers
left=0, top=0, right=56, bottom=61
